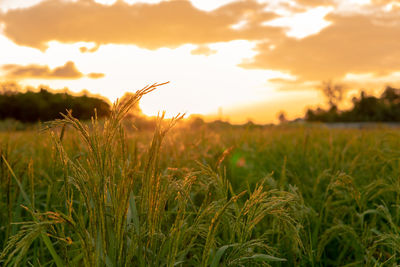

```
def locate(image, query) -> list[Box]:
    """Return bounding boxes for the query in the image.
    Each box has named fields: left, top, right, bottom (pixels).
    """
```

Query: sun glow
left=0, top=37, right=290, bottom=121
left=1, top=0, right=400, bottom=123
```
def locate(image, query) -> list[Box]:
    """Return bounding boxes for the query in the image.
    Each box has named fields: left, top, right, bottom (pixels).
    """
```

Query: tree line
left=0, top=82, right=110, bottom=122
left=305, top=84, right=400, bottom=122
left=2, top=81, right=400, bottom=125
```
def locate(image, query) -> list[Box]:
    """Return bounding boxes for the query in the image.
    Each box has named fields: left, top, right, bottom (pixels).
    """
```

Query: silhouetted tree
left=0, top=83, right=110, bottom=122
left=320, top=81, right=346, bottom=109
left=305, top=85, right=400, bottom=123
left=277, top=111, right=287, bottom=124
left=188, top=116, right=205, bottom=129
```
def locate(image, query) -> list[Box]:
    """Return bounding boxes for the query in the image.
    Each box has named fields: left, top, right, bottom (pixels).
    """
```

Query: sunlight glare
left=263, top=6, right=333, bottom=38
left=0, top=0, right=43, bottom=11
left=189, top=0, right=237, bottom=11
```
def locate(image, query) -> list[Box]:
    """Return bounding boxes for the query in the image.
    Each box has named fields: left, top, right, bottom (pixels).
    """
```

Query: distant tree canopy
left=320, top=80, right=347, bottom=109
left=306, top=86, right=400, bottom=122
left=0, top=82, right=110, bottom=122
left=276, top=110, right=287, bottom=124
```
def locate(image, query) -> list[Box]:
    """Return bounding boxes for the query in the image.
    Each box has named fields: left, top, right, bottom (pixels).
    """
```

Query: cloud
left=190, top=45, right=217, bottom=56
left=241, top=13, right=400, bottom=81
left=295, top=0, right=334, bottom=7
left=372, top=0, right=400, bottom=10
left=372, top=0, right=400, bottom=4
left=0, top=0, right=282, bottom=50
left=87, top=72, right=105, bottom=79
left=79, top=45, right=100, bottom=53
left=2, top=61, right=104, bottom=79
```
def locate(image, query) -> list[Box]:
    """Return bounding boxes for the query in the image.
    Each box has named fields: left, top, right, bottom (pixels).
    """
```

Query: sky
left=0, top=0, right=399, bottom=123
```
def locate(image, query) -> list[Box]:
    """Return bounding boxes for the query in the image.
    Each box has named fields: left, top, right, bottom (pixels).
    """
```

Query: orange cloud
left=190, top=45, right=217, bottom=56
left=2, top=61, right=104, bottom=79
left=241, top=13, right=400, bottom=81
left=79, top=45, right=100, bottom=53
left=372, top=0, right=400, bottom=4
left=295, top=0, right=334, bottom=6
left=87, top=72, right=105, bottom=79
left=0, top=0, right=282, bottom=50
left=372, top=0, right=400, bottom=10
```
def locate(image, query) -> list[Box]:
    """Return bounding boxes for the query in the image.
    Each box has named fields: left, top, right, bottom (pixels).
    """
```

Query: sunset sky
left=0, top=0, right=399, bottom=123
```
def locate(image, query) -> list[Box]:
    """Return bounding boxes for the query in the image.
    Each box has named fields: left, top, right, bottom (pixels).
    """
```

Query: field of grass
left=1, top=86, right=400, bottom=266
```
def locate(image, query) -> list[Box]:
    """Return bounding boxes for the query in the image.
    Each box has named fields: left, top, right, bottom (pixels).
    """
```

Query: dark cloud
left=2, top=61, right=103, bottom=79
left=0, top=0, right=282, bottom=50
left=241, top=13, right=400, bottom=81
